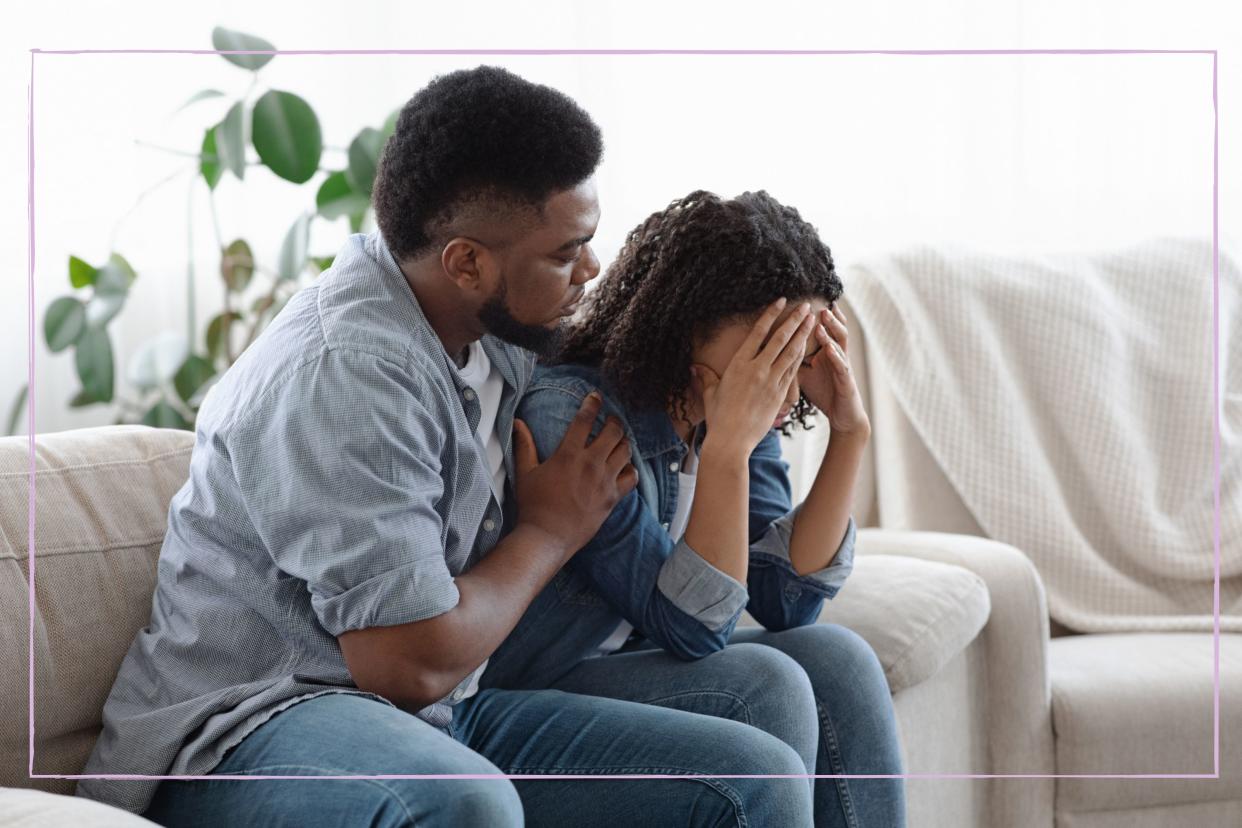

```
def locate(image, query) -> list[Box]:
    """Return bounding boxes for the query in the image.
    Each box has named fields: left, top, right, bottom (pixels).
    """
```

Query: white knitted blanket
left=843, top=238, right=1240, bottom=633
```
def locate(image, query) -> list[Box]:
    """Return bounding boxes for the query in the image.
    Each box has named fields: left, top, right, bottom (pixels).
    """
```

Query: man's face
left=477, top=179, right=601, bottom=356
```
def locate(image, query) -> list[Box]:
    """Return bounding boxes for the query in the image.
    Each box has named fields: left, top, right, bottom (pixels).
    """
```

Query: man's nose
left=572, top=244, right=601, bottom=285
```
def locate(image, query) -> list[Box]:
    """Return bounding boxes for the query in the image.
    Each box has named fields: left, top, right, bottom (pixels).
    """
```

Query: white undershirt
left=450, top=340, right=507, bottom=702
left=593, top=445, right=701, bottom=657
left=453, top=340, right=506, bottom=507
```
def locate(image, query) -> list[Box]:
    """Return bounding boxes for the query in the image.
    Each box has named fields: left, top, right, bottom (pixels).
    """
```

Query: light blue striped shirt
left=78, top=230, right=533, bottom=814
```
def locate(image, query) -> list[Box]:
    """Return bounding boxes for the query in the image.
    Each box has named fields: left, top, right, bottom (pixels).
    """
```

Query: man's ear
left=440, top=237, right=494, bottom=295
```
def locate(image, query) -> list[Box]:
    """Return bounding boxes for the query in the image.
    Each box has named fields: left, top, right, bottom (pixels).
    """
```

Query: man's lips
left=773, top=407, right=792, bottom=427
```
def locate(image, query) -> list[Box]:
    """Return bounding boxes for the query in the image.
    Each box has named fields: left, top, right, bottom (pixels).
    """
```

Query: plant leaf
left=69, top=389, right=103, bottom=408
left=345, top=127, right=384, bottom=196
left=315, top=171, right=369, bottom=220
left=5, top=384, right=28, bottom=436
left=74, top=327, right=115, bottom=403
left=252, top=90, right=322, bottom=184
left=96, top=254, right=136, bottom=296
left=44, top=296, right=86, bottom=353
left=174, top=355, right=217, bottom=404
left=142, top=400, right=191, bottom=430
left=178, top=89, right=226, bottom=112
left=277, top=213, right=311, bottom=281
left=215, top=101, right=247, bottom=181
left=348, top=210, right=367, bottom=234
left=201, top=128, right=223, bottom=190
left=84, top=294, right=125, bottom=329
left=205, top=311, right=242, bottom=363
left=221, top=238, right=255, bottom=293
left=381, top=108, right=400, bottom=140
left=211, top=27, right=275, bottom=72
left=69, top=255, right=97, bottom=289
left=311, top=256, right=335, bottom=273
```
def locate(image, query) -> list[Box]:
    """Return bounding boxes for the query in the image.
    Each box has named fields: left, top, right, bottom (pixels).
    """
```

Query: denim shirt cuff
left=751, top=506, right=857, bottom=599
left=655, top=539, right=750, bottom=631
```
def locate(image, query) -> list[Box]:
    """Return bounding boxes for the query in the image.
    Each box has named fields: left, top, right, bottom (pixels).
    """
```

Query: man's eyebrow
left=556, top=234, right=594, bottom=252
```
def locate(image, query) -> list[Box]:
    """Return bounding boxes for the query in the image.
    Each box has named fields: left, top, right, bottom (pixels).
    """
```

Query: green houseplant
left=9, top=27, right=397, bottom=434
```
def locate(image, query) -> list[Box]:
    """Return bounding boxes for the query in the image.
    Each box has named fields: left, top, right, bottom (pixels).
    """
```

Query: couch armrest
left=859, top=529, right=1055, bottom=824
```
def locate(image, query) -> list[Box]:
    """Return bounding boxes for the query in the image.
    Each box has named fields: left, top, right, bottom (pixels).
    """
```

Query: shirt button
left=463, top=389, right=476, bottom=401
left=668, top=461, right=679, bottom=472
left=661, top=522, right=670, bottom=531
left=482, top=518, right=496, bottom=532
left=451, top=688, right=465, bottom=701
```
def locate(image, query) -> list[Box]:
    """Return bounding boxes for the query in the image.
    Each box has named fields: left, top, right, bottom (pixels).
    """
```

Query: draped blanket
left=843, top=238, right=1240, bottom=632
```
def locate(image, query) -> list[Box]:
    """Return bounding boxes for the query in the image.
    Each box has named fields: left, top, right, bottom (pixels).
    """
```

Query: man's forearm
left=341, top=523, right=572, bottom=710
left=789, top=427, right=869, bottom=575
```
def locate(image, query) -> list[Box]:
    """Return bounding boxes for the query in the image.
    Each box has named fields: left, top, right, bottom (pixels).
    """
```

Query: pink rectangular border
left=26, top=45, right=1222, bottom=784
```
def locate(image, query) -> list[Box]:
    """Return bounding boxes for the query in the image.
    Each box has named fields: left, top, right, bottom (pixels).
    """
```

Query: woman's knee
left=712, top=642, right=817, bottom=714
left=796, top=623, right=888, bottom=688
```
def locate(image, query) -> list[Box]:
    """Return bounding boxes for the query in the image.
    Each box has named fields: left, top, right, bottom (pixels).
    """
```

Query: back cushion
left=0, top=426, right=193, bottom=794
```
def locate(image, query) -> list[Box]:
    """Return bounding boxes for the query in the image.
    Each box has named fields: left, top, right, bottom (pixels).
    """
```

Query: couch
left=0, top=427, right=1016, bottom=827
left=1, top=288, right=1233, bottom=827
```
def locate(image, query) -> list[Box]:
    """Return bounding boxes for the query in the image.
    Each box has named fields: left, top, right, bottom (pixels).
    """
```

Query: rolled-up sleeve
left=744, top=429, right=858, bottom=631
left=656, top=539, right=749, bottom=631
left=230, top=348, right=459, bottom=636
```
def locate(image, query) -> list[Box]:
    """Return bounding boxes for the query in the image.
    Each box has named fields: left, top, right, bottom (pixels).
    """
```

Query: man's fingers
left=740, top=298, right=788, bottom=357
left=560, top=391, right=603, bottom=450
left=512, top=419, right=539, bottom=476
left=589, top=416, right=627, bottom=456
left=616, top=464, right=640, bottom=497
left=606, top=435, right=632, bottom=473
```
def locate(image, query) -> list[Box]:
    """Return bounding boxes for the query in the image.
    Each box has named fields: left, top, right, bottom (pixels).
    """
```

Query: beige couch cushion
left=0, top=786, right=158, bottom=826
left=1051, top=632, right=1242, bottom=815
left=743, top=552, right=991, bottom=694
left=0, top=426, right=194, bottom=794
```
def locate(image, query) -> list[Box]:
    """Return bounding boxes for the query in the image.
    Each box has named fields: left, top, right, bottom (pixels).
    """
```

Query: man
left=78, top=67, right=815, bottom=826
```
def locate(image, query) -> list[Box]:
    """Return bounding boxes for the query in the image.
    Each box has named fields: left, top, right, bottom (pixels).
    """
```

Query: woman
left=482, top=190, right=906, bottom=827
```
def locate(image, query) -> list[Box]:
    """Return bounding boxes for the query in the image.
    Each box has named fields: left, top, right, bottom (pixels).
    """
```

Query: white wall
left=3, top=0, right=1238, bottom=436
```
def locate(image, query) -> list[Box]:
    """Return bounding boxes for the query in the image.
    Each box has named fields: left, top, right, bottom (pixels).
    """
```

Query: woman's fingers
left=760, top=302, right=813, bottom=367
left=775, top=313, right=816, bottom=383
left=740, top=298, right=788, bottom=357
left=823, top=307, right=848, bottom=353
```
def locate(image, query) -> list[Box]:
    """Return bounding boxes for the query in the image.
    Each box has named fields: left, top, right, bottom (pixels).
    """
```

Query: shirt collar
left=368, top=230, right=532, bottom=393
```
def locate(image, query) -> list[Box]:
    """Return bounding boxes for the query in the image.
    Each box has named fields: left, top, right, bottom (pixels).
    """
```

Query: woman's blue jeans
left=559, top=623, right=909, bottom=828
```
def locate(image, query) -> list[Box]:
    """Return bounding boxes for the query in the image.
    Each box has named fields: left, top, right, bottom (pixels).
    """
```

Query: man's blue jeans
left=142, top=643, right=818, bottom=827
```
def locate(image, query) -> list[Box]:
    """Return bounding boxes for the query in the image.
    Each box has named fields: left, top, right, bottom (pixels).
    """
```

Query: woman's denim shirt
left=481, top=362, right=856, bottom=690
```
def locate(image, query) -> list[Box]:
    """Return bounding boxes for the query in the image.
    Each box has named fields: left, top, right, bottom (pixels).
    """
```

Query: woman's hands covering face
left=798, top=303, right=870, bottom=436
left=690, top=299, right=815, bottom=454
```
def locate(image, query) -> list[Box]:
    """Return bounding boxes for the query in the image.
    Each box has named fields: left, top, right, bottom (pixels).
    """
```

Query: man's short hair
left=373, top=66, right=604, bottom=262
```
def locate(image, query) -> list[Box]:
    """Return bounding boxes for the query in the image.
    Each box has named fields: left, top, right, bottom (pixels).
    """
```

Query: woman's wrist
left=699, top=432, right=754, bottom=468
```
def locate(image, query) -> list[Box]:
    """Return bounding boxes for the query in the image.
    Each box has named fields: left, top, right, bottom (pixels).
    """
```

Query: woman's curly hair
left=554, top=189, right=843, bottom=432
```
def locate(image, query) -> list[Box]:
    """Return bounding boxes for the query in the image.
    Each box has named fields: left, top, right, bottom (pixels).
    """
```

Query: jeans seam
left=214, top=763, right=418, bottom=824
left=506, top=765, right=748, bottom=828
left=633, top=689, right=754, bottom=726
left=817, top=698, right=860, bottom=828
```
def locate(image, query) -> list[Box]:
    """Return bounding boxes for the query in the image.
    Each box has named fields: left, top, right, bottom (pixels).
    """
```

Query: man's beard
left=477, top=277, right=568, bottom=359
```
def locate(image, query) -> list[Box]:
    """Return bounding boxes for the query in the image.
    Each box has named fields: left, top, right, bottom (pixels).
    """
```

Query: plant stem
left=109, top=164, right=195, bottom=250
left=187, top=176, right=197, bottom=358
